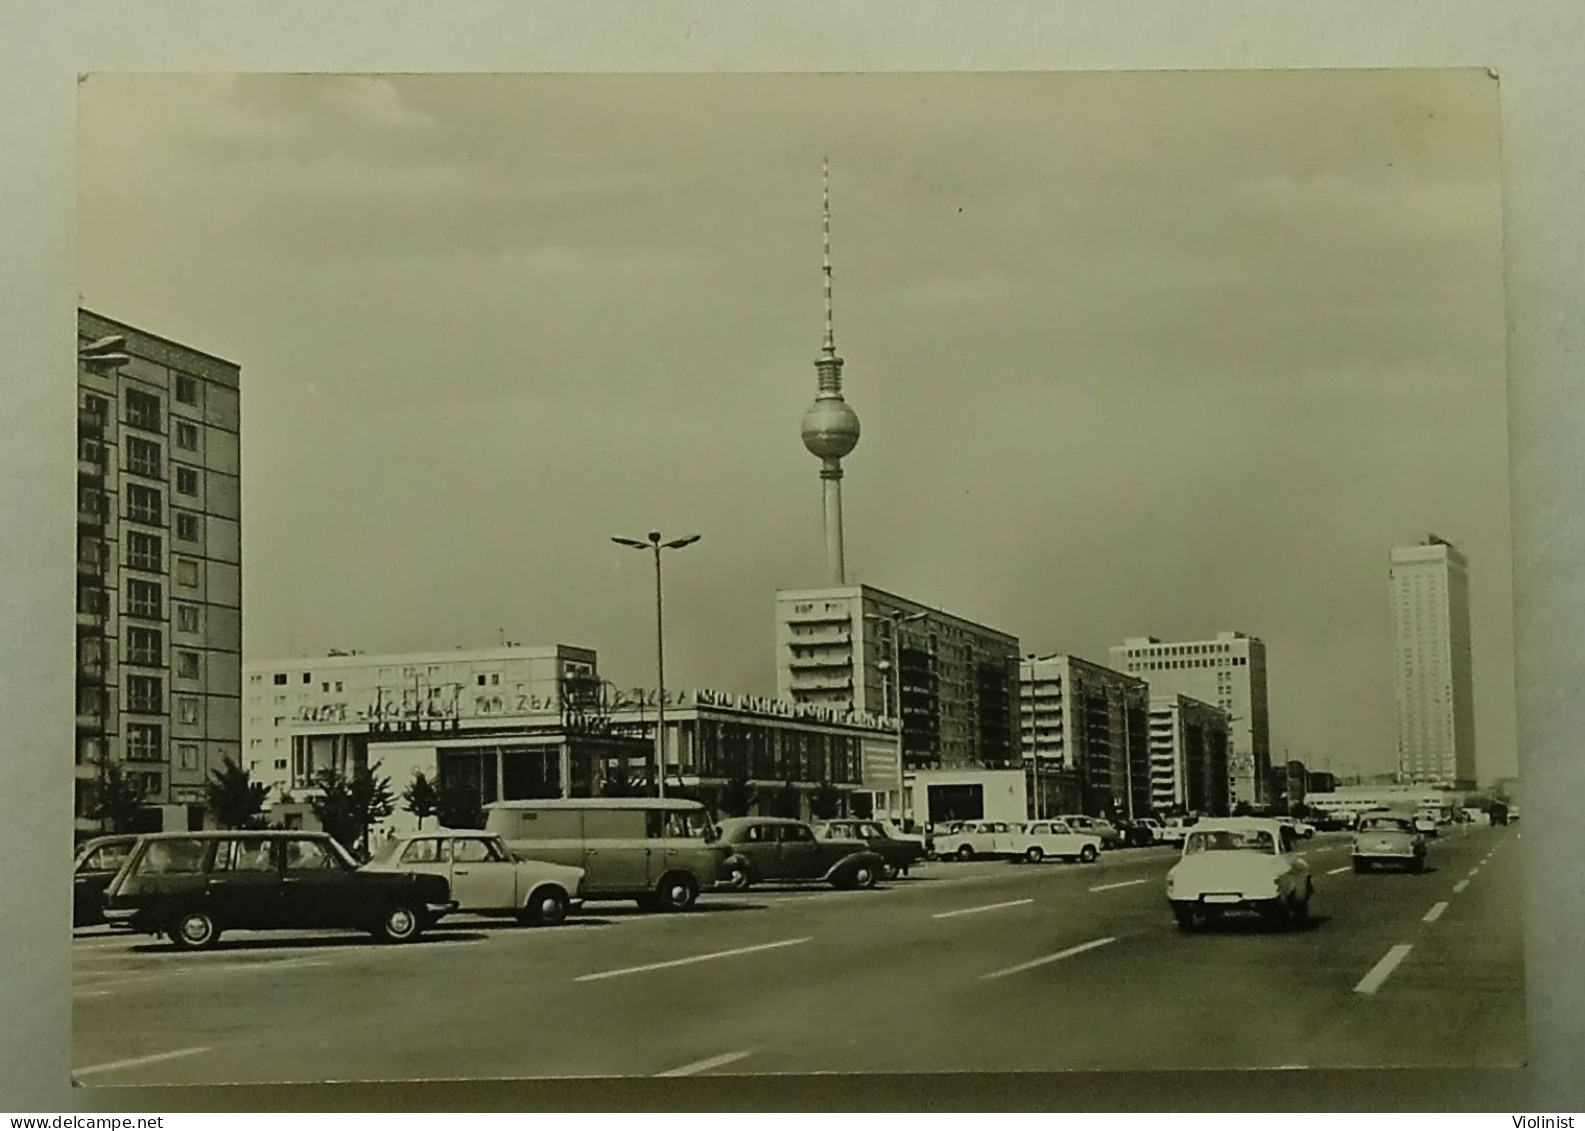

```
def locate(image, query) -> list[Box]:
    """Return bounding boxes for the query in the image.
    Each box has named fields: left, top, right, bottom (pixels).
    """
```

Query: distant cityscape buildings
left=1110, top=632, right=1272, bottom=807
left=1019, top=654, right=1151, bottom=819
left=75, top=309, right=243, bottom=836
left=1147, top=694, right=1231, bottom=816
left=1390, top=535, right=1478, bottom=789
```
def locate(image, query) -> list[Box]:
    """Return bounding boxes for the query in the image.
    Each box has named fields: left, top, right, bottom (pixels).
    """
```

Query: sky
left=77, top=70, right=1515, bottom=781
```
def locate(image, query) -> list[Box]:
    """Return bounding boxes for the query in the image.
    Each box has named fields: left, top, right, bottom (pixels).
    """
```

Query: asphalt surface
left=71, top=823, right=1524, bottom=1084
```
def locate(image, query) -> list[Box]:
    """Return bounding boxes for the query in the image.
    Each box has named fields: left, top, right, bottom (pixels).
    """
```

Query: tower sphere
left=801, top=397, right=861, bottom=459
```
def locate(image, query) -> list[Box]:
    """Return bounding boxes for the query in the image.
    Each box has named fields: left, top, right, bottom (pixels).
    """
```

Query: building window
left=175, top=374, right=198, bottom=404
left=126, top=626, right=162, bottom=665
left=302, top=673, right=311, bottom=684
left=83, top=393, right=110, bottom=422
left=273, top=673, right=287, bottom=686
left=125, top=577, right=162, bottom=618
left=77, top=535, right=104, bottom=570
left=175, top=604, right=200, bottom=635
left=177, top=699, right=200, bottom=725
left=175, top=466, right=199, bottom=497
left=322, top=682, right=331, bottom=692
left=176, top=651, right=200, bottom=679
left=175, top=420, right=199, bottom=451
left=175, top=512, right=200, bottom=542
left=126, top=483, right=163, bottom=526
left=126, top=530, right=162, bottom=571
left=76, top=685, right=105, bottom=718
left=176, top=559, right=199, bottom=587
left=274, top=759, right=287, bottom=771
left=477, top=674, right=487, bottom=686
left=76, top=584, right=106, bottom=616
left=334, top=681, right=343, bottom=692
left=125, top=388, right=163, bottom=431
left=126, top=675, right=163, bottom=714
left=126, top=435, right=162, bottom=478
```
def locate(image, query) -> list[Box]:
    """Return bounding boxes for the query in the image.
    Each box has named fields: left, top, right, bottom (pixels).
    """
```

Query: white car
left=1166, top=818, right=1313, bottom=932
left=1279, top=817, right=1316, bottom=840
left=1155, top=819, right=1195, bottom=847
left=1010, top=820, right=1101, bottom=864
left=364, top=828, right=585, bottom=926
left=934, top=820, right=1020, bottom=861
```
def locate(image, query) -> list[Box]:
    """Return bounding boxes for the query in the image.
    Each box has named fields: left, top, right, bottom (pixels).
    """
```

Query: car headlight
left=1165, top=875, right=1175, bottom=895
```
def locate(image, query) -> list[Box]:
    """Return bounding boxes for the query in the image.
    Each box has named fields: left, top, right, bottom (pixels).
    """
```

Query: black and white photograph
left=69, top=69, right=1523, bottom=1085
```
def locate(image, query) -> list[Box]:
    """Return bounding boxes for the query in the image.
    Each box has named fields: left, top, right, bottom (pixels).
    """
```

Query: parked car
left=1058, top=814, right=1123, bottom=850
left=486, top=797, right=727, bottom=912
left=1166, top=818, right=1313, bottom=931
left=102, top=831, right=455, bottom=950
left=713, top=817, right=884, bottom=891
left=73, top=835, right=140, bottom=928
left=1155, top=818, right=1196, bottom=847
left=1352, top=814, right=1426, bottom=872
left=933, top=820, right=1020, bottom=861
left=814, top=819, right=925, bottom=879
left=1278, top=817, right=1316, bottom=840
left=1412, top=810, right=1439, bottom=838
left=364, top=829, right=585, bottom=926
left=1009, top=820, right=1101, bottom=864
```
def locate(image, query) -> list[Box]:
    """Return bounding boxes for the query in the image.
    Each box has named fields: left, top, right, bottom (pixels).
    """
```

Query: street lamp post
left=612, top=531, right=701, bottom=799
left=864, top=610, right=926, bottom=827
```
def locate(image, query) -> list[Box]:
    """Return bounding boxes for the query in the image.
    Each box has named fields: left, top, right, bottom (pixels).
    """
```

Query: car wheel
left=373, top=902, right=424, bottom=943
left=654, top=872, right=699, bottom=912
left=850, top=863, right=877, bottom=889
left=1173, top=905, right=1198, bottom=932
left=955, top=845, right=974, bottom=861
left=1025, top=846, right=1045, bottom=864
left=167, top=907, right=221, bottom=951
left=518, top=886, right=570, bottom=927
left=1289, top=893, right=1311, bottom=929
left=1353, top=858, right=1369, bottom=873
left=1079, top=844, right=1098, bottom=863
left=1409, top=857, right=1426, bottom=874
left=720, top=862, right=751, bottom=892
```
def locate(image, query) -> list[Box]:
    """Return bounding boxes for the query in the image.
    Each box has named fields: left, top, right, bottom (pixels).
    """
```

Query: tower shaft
left=821, top=458, right=846, bottom=584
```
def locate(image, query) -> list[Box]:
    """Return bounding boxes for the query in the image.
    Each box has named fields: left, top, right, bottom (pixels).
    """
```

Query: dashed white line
left=932, top=898, right=1034, bottom=920
left=1423, top=902, right=1449, bottom=923
left=1354, top=944, right=1414, bottom=994
left=1453, top=879, right=1470, bottom=894
left=1088, top=878, right=1149, bottom=893
left=1468, top=866, right=1481, bottom=877
left=74, top=1046, right=209, bottom=1078
left=656, top=1049, right=755, bottom=1077
left=574, top=937, right=811, bottom=983
left=1326, top=866, right=1350, bottom=875
left=981, top=936, right=1116, bottom=981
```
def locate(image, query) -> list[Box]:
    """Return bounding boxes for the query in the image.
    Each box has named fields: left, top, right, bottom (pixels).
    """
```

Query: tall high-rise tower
left=800, top=159, right=861, bottom=584
left=1390, top=535, right=1477, bottom=787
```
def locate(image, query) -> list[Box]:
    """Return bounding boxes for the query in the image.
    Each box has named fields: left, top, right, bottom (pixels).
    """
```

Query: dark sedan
left=73, top=835, right=139, bottom=927
left=103, top=831, right=455, bottom=950
left=714, top=817, right=885, bottom=891
left=814, top=819, right=926, bottom=879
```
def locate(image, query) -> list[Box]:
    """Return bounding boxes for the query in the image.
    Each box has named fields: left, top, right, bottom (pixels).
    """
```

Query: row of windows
left=1131, top=656, right=1248, bottom=671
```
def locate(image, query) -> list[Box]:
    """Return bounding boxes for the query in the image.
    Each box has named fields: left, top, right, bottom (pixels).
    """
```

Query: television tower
left=800, top=158, right=861, bottom=584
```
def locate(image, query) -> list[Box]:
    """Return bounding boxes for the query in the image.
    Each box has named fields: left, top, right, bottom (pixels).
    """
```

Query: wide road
left=71, top=823, right=1524, bottom=1084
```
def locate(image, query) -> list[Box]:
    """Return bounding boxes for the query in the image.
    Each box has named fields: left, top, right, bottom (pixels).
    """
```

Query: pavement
left=71, top=823, right=1524, bottom=1084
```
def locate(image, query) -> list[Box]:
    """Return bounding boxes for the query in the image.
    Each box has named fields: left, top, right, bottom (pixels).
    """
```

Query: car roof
left=716, top=816, right=808, bottom=828
left=78, top=834, right=139, bottom=850
left=485, top=797, right=705, bottom=812
left=393, top=827, right=501, bottom=839
left=1186, top=817, right=1288, bottom=834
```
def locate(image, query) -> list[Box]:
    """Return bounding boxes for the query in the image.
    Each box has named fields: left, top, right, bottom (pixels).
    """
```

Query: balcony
left=791, top=626, right=852, bottom=645
left=77, top=407, right=105, bottom=435
left=787, top=651, right=853, bottom=671
left=791, top=674, right=854, bottom=693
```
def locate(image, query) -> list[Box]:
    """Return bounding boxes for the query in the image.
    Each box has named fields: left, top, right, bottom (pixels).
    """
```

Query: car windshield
left=1184, top=828, right=1277, bottom=855
left=1360, top=817, right=1414, bottom=833
left=366, top=838, right=403, bottom=866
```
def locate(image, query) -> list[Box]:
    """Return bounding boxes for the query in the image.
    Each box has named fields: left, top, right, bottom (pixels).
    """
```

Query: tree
left=401, top=771, right=439, bottom=829
left=720, top=774, right=755, bottom=818
left=435, top=778, right=486, bottom=829
left=310, top=761, right=395, bottom=859
left=86, top=762, right=148, bottom=834
left=206, top=756, right=269, bottom=829
left=810, top=780, right=842, bottom=821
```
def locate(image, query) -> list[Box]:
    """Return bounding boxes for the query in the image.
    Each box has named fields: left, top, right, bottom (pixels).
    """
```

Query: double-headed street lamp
left=612, top=531, right=701, bottom=798
left=863, top=610, right=927, bottom=827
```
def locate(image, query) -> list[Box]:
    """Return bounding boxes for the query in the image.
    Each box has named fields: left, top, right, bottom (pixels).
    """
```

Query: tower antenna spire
left=822, top=155, right=835, bottom=356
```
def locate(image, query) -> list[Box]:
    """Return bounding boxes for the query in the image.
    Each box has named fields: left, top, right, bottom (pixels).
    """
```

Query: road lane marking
left=574, top=937, right=812, bottom=983
left=1088, top=879, right=1149, bottom=893
left=656, top=1049, right=755, bottom=1077
left=932, top=898, right=1033, bottom=919
left=74, top=1046, right=209, bottom=1078
left=1423, top=902, right=1449, bottom=923
left=1354, top=944, right=1413, bottom=994
left=1326, top=866, right=1350, bottom=875
left=1468, top=866, right=1481, bottom=877
left=75, top=957, right=333, bottom=991
left=981, top=936, right=1116, bottom=980
left=1453, top=879, right=1470, bottom=893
